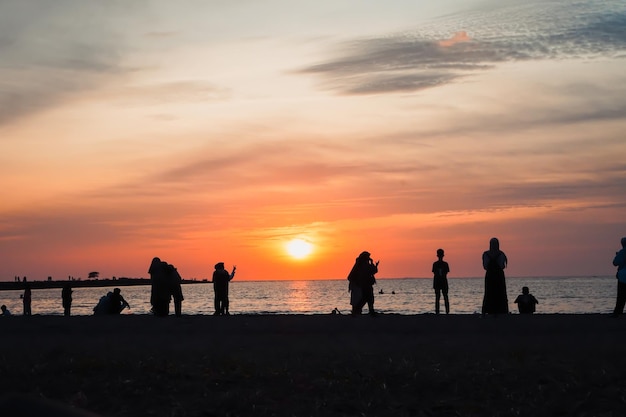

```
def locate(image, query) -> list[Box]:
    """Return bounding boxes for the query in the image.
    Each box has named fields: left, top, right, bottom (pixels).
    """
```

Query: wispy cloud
left=300, top=1, right=626, bottom=95
left=0, top=1, right=142, bottom=126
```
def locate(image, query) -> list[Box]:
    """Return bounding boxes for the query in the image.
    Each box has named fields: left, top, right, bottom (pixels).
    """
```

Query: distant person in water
left=514, top=286, right=538, bottom=314
left=432, top=248, right=450, bottom=314
left=168, top=263, right=184, bottom=317
left=62, top=284, right=73, bottom=316
left=149, top=257, right=171, bottom=316
left=1, top=305, right=10, bottom=316
left=212, top=263, right=236, bottom=315
left=611, top=237, right=626, bottom=317
left=23, top=283, right=32, bottom=316
left=482, top=237, right=509, bottom=315
left=347, top=251, right=379, bottom=316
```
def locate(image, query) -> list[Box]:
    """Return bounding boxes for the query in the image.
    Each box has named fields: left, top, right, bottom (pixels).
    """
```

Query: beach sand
left=2, top=313, right=626, bottom=416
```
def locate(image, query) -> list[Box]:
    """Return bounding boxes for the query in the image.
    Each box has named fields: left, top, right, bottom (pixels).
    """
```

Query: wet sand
left=2, top=313, right=626, bottom=416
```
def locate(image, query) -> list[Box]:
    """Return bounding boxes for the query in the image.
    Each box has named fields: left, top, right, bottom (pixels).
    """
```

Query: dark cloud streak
left=0, top=1, right=144, bottom=127
left=300, top=1, right=626, bottom=95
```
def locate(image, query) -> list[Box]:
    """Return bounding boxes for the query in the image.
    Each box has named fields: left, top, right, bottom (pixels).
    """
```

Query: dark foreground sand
left=2, top=314, right=626, bottom=417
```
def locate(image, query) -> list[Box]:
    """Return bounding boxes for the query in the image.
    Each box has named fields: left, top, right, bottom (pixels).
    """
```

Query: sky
left=1, top=0, right=625, bottom=281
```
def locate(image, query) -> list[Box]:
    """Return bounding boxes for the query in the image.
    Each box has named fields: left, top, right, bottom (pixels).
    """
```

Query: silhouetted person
left=149, top=257, right=171, bottom=316
left=62, top=284, right=73, bottom=316
left=108, top=288, right=130, bottom=314
left=167, top=263, right=184, bottom=317
left=23, top=283, right=32, bottom=316
left=482, top=237, right=509, bottom=315
left=432, top=248, right=450, bottom=314
left=514, top=286, right=538, bottom=314
left=1, top=305, right=10, bottom=316
left=612, top=237, right=626, bottom=317
left=213, top=262, right=236, bottom=315
left=93, top=291, right=112, bottom=315
left=347, top=251, right=379, bottom=316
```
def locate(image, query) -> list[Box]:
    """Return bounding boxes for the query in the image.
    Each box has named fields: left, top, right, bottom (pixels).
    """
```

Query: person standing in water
left=432, top=248, right=450, bottom=314
left=481, top=237, right=509, bottom=315
left=212, top=263, right=236, bottom=315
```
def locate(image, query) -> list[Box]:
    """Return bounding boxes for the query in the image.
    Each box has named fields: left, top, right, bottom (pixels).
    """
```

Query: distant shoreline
left=0, top=278, right=205, bottom=291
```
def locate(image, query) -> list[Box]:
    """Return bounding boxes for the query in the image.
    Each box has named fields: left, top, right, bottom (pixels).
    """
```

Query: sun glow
left=285, top=238, right=314, bottom=259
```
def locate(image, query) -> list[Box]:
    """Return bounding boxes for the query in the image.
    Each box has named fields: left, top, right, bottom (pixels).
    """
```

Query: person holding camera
left=347, top=251, right=379, bottom=316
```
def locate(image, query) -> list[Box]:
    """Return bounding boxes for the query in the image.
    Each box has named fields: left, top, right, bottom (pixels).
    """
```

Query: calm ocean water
left=0, top=276, right=617, bottom=316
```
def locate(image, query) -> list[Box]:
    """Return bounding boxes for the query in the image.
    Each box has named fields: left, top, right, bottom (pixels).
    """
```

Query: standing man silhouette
left=168, top=263, right=184, bottom=317
left=23, top=282, right=32, bottom=316
left=432, top=249, right=450, bottom=314
left=612, top=237, right=626, bottom=317
left=62, top=284, right=73, bottom=316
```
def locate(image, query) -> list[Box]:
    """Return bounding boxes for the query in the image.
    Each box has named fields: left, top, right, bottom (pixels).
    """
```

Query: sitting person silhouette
left=514, top=286, right=538, bottom=314
left=93, top=288, right=130, bottom=315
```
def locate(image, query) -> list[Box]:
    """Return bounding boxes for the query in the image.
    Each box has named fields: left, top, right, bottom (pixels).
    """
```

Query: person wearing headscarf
left=611, top=237, right=626, bottom=317
left=149, top=257, right=171, bottom=316
left=212, top=262, right=236, bottom=315
left=347, top=251, right=379, bottom=316
left=481, top=238, right=509, bottom=315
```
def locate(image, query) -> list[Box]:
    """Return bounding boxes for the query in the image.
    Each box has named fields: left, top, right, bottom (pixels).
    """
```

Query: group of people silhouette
left=2, top=236, right=625, bottom=317
left=426, top=236, right=625, bottom=316
left=147, top=257, right=236, bottom=317
left=347, top=237, right=539, bottom=317
left=93, top=287, right=130, bottom=315
left=148, top=257, right=184, bottom=317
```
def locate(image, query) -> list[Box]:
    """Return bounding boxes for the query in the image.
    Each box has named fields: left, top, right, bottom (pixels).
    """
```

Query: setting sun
left=286, top=239, right=314, bottom=260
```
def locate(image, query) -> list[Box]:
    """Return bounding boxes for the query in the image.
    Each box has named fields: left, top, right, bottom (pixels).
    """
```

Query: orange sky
left=1, top=1, right=625, bottom=281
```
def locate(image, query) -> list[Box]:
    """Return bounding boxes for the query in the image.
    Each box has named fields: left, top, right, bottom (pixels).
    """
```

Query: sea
left=0, top=276, right=617, bottom=316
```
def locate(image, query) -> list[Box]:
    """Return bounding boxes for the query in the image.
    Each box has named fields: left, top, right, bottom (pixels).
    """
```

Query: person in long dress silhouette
left=149, top=257, right=171, bottom=316
left=481, top=238, right=509, bottom=315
